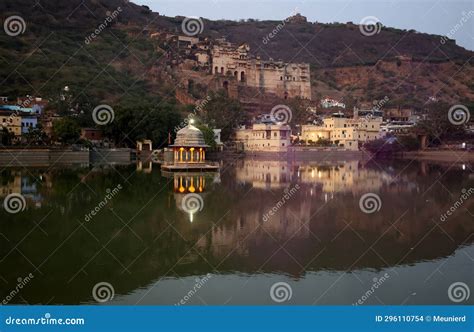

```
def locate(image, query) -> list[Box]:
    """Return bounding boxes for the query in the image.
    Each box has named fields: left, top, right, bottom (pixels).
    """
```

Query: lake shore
left=0, top=148, right=132, bottom=166
left=396, top=150, right=474, bottom=163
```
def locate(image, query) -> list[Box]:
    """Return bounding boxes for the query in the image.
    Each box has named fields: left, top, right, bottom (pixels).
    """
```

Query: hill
left=1, top=0, right=473, bottom=108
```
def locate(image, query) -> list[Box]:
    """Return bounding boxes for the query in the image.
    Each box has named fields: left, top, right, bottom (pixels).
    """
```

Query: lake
left=0, top=156, right=473, bottom=305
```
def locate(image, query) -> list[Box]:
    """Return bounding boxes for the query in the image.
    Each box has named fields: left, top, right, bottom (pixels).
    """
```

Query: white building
left=301, top=115, right=382, bottom=151
left=235, top=123, right=292, bottom=152
left=321, top=98, right=345, bottom=109
left=213, top=129, right=224, bottom=151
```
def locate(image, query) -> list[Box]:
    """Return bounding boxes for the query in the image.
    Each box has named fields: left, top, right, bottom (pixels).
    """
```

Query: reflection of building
left=21, top=175, right=43, bottom=207
left=163, top=171, right=220, bottom=222
left=297, top=161, right=393, bottom=194
left=235, top=159, right=292, bottom=189
left=0, top=171, right=22, bottom=197
left=136, top=160, right=153, bottom=173
left=234, top=159, right=393, bottom=195
left=301, top=114, right=382, bottom=150
left=171, top=173, right=208, bottom=193
left=0, top=172, right=47, bottom=208
left=235, top=123, right=291, bottom=152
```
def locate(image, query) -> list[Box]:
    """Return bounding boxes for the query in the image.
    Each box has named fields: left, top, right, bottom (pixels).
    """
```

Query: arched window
left=220, top=67, right=224, bottom=74
left=240, top=71, right=246, bottom=82
left=214, top=66, right=218, bottom=74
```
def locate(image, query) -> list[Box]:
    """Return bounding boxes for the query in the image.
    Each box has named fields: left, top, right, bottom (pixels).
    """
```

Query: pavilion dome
left=172, top=124, right=208, bottom=147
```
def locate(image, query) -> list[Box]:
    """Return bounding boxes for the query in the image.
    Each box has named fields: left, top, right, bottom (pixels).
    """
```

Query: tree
left=24, top=125, right=48, bottom=145
left=364, top=138, right=401, bottom=156
left=52, top=117, right=80, bottom=144
left=104, top=98, right=183, bottom=148
left=285, top=97, right=312, bottom=129
left=416, top=102, right=466, bottom=145
left=200, top=90, right=246, bottom=142
left=197, top=125, right=217, bottom=150
left=315, top=138, right=331, bottom=146
left=0, top=127, right=15, bottom=146
left=397, top=135, right=420, bottom=151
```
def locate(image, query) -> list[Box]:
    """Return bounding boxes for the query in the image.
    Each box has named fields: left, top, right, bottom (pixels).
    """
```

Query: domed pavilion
left=161, top=124, right=219, bottom=171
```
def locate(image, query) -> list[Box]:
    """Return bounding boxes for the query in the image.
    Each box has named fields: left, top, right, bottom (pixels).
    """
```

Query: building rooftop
left=171, top=124, right=208, bottom=147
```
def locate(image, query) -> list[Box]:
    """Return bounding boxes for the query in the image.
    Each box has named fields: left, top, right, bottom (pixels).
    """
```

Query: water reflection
left=0, top=158, right=472, bottom=305
left=163, top=171, right=220, bottom=223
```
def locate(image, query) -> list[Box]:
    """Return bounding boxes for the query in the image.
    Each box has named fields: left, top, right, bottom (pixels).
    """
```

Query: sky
left=137, top=0, right=474, bottom=51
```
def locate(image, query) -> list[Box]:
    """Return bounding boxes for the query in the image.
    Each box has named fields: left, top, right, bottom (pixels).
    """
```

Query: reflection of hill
left=193, top=187, right=474, bottom=275
left=0, top=160, right=472, bottom=304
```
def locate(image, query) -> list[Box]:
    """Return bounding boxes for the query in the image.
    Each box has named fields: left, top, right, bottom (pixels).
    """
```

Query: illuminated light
left=462, top=164, right=466, bottom=170
left=189, top=118, right=195, bottom=125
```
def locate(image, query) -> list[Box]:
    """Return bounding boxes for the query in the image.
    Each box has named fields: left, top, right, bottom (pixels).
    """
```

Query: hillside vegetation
left=1, top=0, right=473, bottom=109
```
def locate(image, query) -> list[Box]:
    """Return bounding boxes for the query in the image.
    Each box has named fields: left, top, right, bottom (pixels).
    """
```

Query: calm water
left=0, top=157, right=473, bottom=305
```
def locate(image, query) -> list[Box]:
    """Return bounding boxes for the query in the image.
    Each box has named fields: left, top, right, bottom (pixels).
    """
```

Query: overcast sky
left=137, top=0, right=474, bottom=51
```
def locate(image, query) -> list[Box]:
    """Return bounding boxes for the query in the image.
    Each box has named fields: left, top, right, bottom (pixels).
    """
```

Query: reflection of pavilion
left=171, top=172, right=210, bottom=193
left=163, top=171, right=220, bottom=222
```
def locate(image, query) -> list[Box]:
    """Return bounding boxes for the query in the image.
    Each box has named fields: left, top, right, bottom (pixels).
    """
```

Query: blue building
left=20, top=114, right=38, bottom=134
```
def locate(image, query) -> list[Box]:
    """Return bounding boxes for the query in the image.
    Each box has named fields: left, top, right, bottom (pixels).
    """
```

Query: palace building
left=301, top=113, right=382, bottom=151
left=235, top=122, right=292, bottom=152
left=211, top=42, right=311, bottom=99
